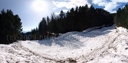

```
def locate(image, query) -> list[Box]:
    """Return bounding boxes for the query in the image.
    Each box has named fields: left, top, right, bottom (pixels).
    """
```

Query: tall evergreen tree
left=59, top=10, right=65, bottom=19
left=39, top=18, right=47, bottom=37
left=0, top=9, right=22, bottom=44
left=47, top=16, right=50, bottom=25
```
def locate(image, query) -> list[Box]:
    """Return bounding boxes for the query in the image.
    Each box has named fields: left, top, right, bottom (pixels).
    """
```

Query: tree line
left=23, top=5, right=114, bottom=40
left=1, top=4, right=119, bottom=44
left=116, top=4, right=128, bottom=28
left=0, top=9, right=22, bottom=44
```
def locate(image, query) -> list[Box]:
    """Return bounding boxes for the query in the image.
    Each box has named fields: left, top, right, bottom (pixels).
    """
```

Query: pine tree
left=0, top=9, right=22, bottom=44
left=59, top=10, right=65, bottom=19
left=39, top=18, right=47, bottom=37
left=47, top=16, right=50, bottom=25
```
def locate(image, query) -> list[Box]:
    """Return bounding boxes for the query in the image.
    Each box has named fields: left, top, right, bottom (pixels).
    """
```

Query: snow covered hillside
left=1, top=25, right=128, bottom=63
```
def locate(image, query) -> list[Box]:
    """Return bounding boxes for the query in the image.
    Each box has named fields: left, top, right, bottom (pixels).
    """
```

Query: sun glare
left=31, top=0, right=49, bottom=13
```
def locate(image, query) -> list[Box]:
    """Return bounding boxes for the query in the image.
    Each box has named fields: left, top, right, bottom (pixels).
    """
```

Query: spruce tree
left=39, top=18, right=47, bottom=37
left=0, top=9, right=22, bottom=44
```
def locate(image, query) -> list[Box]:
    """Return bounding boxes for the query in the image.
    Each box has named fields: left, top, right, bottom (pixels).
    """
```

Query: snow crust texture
left=0, top=25, right=128, bottom=63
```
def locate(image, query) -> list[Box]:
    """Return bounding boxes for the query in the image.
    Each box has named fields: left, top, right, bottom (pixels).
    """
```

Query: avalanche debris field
left=0, top=25, right=128, bottom=63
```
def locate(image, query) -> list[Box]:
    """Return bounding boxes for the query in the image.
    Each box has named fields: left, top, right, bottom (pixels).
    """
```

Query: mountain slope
left=0, top=25, right=128, bottom=63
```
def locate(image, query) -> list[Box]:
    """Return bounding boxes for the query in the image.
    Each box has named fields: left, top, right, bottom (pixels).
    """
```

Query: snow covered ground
left=0, top=25, right=128, bottom=63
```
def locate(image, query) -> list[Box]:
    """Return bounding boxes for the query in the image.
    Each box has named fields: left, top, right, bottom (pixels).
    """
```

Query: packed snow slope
left=1, top=25, right=128, bottom=63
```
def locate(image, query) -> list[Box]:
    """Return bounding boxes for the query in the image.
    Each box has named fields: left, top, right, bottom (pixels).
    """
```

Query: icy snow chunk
left=117, top=27, right=128, bottom=33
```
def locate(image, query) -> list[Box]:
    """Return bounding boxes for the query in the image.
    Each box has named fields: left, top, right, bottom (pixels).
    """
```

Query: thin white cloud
left=63, top=9, right=68, bottom=12
left=54, top=9, right=68, bottom=16
left=53, top=1, right=76, bottom=9
left=53, top=0, right=91, bottom=9
left=123, top=5, right=125, bottom=8
left=111, top=0, right=128, bottom=2
left=92, top=0, right=128, bottom=13
left=71, top=0, right=90, bottom=6
left=104, top=2, right=119, bottom=13
left=111, top=11, right=117, bottom=13
left=92, top=0, right=108, bottom=6
left=55, top=12, right=60, bottom=15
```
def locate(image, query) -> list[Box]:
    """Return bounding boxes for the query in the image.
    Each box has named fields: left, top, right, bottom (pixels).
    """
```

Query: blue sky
left=0, top=0, right=127, bottom=32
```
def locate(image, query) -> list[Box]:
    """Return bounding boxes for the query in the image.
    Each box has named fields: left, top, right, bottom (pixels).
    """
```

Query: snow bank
left=0, top=25, right=128, bottom=63
left=117, top=27, right=128, bottom=33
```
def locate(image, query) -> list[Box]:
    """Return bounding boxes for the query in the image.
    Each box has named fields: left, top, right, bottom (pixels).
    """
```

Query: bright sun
left=31, top=0, right=49, bottom=13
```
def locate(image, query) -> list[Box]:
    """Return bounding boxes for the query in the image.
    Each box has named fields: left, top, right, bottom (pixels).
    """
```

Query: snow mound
left=117, top=27, right=128, bottom=33
left=0, top=25, right=128, bottom=63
